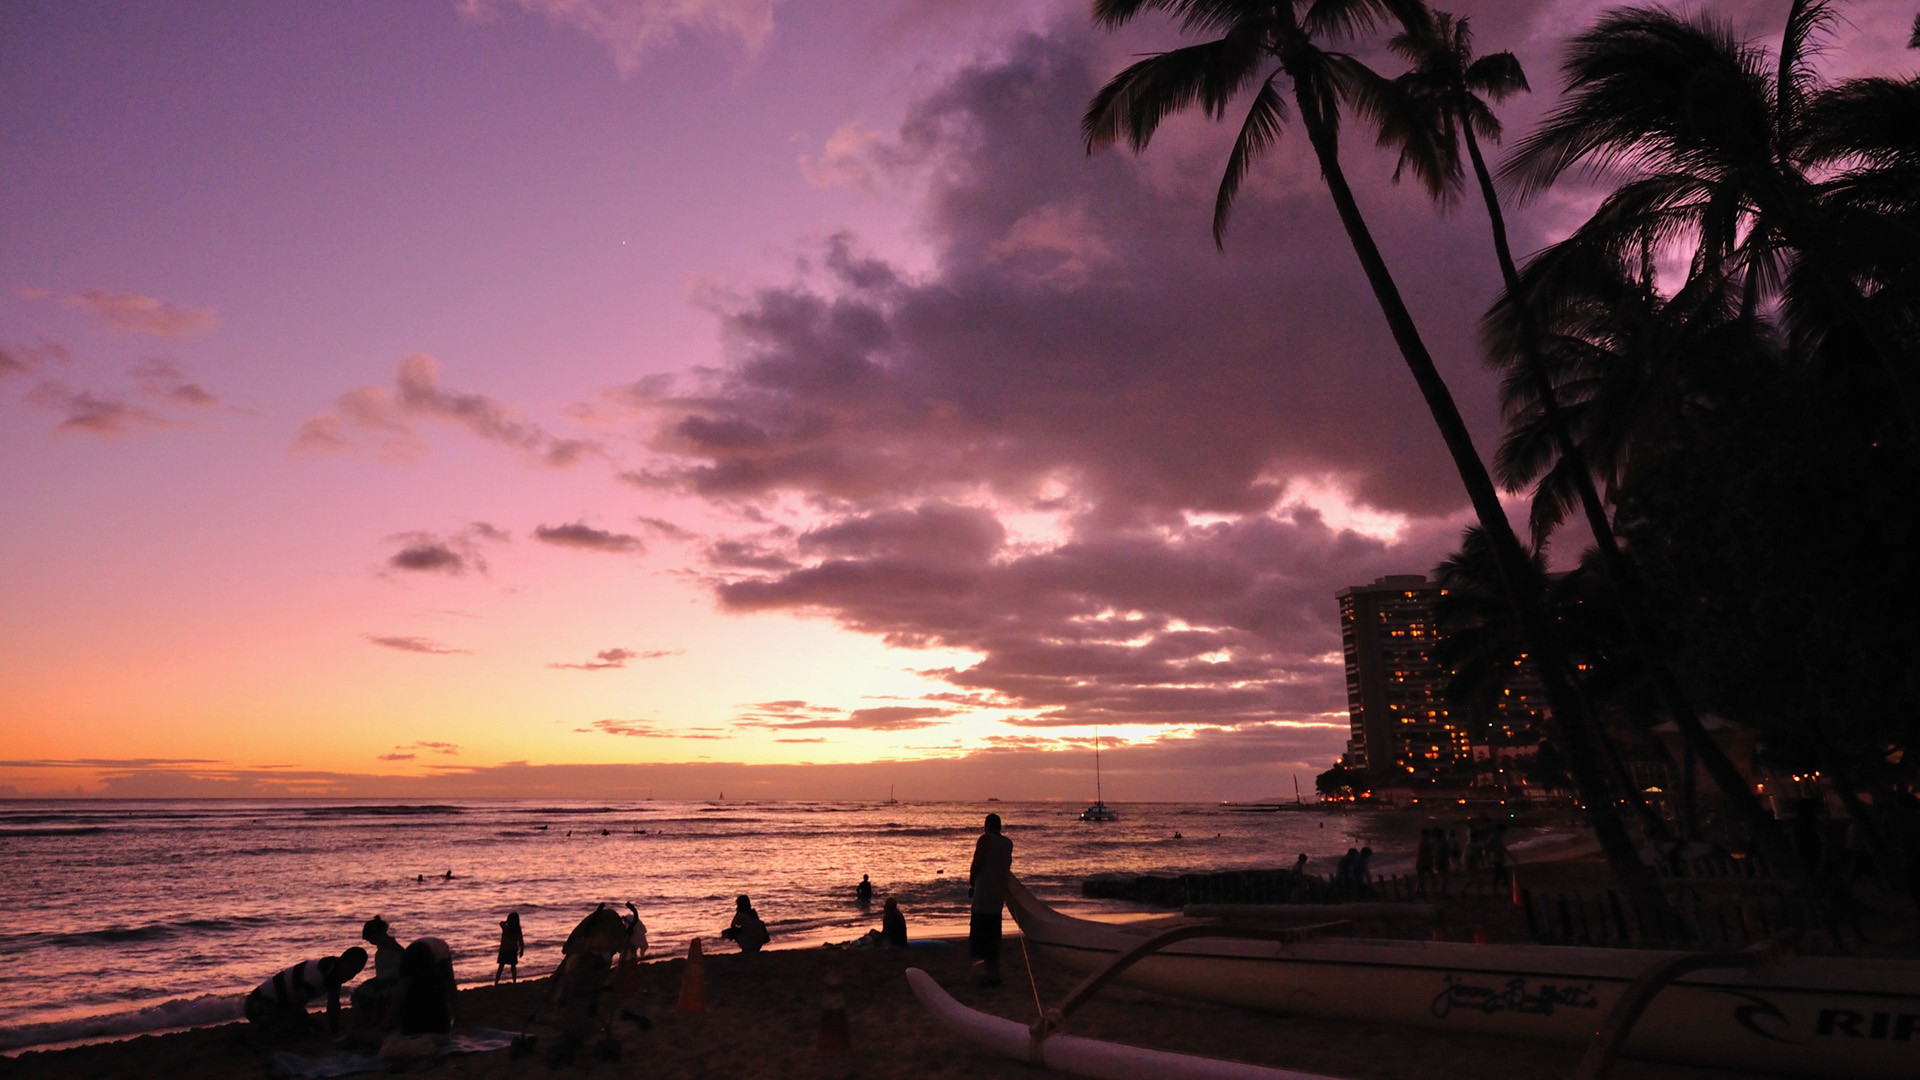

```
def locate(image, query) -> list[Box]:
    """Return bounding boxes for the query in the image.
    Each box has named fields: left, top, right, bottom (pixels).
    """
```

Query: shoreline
left=3, top=932, right=1743, bottom=1080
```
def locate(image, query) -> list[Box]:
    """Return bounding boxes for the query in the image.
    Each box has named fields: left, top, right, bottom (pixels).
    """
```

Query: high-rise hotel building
left=1335, top=574, right=1549, bottom=786
left=1337, top=575, right=1464, bottom=781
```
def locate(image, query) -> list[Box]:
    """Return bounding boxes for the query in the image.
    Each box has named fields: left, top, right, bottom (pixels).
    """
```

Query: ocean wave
left=0, top=827, right=107, bottom=838
left=301, top=805, right=465, bottom=817
left=0, top=915, right=275, bottom=951
left=0, top=993, right=242, bottom=1052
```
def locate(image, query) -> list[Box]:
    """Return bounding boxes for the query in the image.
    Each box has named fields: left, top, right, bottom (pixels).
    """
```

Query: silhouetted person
left=621, top=901, right=648, bottom=960
left=387, top=938, right=456, bottom=1036
left=881, top=897, right=908, bottom=948
left=721, top=894, right=770, bottom=953
left=351, top=916, right=405, bottom=1025
left=855, top=873, right=873, bottom=905
left=494, top=911, right=525, bottom=984
left=968, top=812, right=1013, bottom=987
left=244, top=947, right=366, bottom=1038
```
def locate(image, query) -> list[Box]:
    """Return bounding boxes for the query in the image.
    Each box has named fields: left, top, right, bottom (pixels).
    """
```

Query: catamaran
left=1080, top=724, right=1119, bottom=822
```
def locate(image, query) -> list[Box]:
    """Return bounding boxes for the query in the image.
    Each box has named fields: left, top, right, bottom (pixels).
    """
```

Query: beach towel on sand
left=268, top=1027, right=517, bottom=1078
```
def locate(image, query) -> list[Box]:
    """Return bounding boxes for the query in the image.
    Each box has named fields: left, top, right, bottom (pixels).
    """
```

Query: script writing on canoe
left=1430, top=974, right=1600, bottom=1019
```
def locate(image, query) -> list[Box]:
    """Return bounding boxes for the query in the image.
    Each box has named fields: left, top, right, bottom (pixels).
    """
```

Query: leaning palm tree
left=1368, top=6, right=1804, bottom=879
left=1083, top=0, right=1669, bottom=910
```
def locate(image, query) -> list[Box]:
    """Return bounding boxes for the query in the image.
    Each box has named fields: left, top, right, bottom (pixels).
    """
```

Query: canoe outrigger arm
left=1572, top=936, right=1793, bottom=1080
left=1029, top=920, right=1351, bottom=1047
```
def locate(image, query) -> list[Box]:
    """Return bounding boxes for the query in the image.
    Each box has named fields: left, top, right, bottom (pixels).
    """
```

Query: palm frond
left=1464, top=51, right=1527, bottom=101
left=1213, top=76, right=1289, bottom=247
left=1776, top=0, right=1838, bottom=137
left=1083, top=36, right=1268, bottom=153
left=1501, top=9, right=1758, bottom=199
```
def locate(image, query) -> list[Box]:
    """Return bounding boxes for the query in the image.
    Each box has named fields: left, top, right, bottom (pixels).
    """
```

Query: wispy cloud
left=297, top=355, right=592, bottom=466
left=363, top=634, right=471, bottom=655
left=130, top=359, right=222, bottom=409
left=58, top=290, right=218, bottom=337
left=456, top=0, right=782, bottom=75
left=534, top=522, right=643, bottom=553
left=548, top=646, right=682, bottom=670
left=25, top=382, right=176, bottom=436
left=735, top=704, right=956, bottom=731
left=580, top=718, right=728, bottom=739
left=383, top=523, right=509, bottom=576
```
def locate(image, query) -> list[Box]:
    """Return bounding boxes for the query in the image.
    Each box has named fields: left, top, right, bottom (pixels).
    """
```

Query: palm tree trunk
left=1286, top=74, right=1673, bottom=920
left=1458, top=124, right=1806, bottom=884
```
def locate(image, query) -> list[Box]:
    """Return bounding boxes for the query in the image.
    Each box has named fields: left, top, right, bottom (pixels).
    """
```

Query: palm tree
left=1082, top=0, right=1669, bottom=910
left=1501, top=0, right=1918, bottom=443
left=1431, top=527, right=1680, bottom=849
left=1361, top=6, right=1803, bottom=879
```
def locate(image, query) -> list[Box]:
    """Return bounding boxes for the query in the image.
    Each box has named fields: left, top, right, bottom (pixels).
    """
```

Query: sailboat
left=885, top=785, right=899, bottom=805
left=1079, top=724, right=1118, bottom=822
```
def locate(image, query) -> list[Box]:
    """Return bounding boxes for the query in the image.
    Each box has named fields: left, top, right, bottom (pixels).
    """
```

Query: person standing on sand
left=494, top=911, right=525, bottom=984
left=968, top=812, right=1013, bottom=987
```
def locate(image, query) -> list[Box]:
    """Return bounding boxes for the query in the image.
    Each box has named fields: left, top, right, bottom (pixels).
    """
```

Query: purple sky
left=2, top=0, right=1911, bottom=801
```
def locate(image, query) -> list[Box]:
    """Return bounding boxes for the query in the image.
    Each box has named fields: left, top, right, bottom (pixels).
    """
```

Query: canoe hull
left=1008, top=878, right=1920, bottom=1079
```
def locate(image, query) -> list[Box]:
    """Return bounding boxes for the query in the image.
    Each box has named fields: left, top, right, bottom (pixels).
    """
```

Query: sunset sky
left=3, top=0, right=1910, bottom=801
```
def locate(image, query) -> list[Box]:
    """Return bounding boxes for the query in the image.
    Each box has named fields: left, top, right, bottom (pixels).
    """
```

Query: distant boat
left=885, top=785, right=899, bottom=805
left=1080, top=724, right=1118, bottom=823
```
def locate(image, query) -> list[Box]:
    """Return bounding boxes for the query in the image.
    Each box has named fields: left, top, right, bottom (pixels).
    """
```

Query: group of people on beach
left=236, top=809, right=1027, bottom=1063
left=241, top=915, right=459, bottom=1062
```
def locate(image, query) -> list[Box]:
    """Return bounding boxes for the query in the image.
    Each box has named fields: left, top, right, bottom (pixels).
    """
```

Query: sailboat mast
left=1094, top=723, right=1103, bottom=803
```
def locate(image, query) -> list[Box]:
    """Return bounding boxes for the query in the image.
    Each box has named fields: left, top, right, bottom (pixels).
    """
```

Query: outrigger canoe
left=1005, top=876, right=1920, bottom=1079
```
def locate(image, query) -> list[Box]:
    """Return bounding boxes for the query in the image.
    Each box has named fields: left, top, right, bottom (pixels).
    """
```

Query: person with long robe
left=967, top=812, right=1013, bottom=986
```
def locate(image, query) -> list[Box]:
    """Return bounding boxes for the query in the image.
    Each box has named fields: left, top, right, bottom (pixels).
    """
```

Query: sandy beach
left=3, top=929, right=1742, bottom=1080
left=11, top=841, right=1911, bottom=1080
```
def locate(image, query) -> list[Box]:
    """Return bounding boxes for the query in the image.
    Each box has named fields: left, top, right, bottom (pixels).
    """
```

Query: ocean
left=0, top=798, right=1518, bottom=1053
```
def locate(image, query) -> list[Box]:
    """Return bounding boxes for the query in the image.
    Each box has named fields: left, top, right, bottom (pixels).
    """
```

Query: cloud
left=800, top=123, right=907, bottom=191
left=410, top=741, right=461, bottom=755
left=456, top=0, right=781, bottom=75
left=549, top=646, right=682, bottom=670
left=130, top=359, right=222, bottom=409
left=383, top=523, right=508, bottom=576
left=25, top=382, right=176, bottom=436
left=378, top=752, right=418, bottom=761
left=733, top=703, right=957, bottom=731
left=0, top=341, right=77, bottom=381
left=363, top=634, right=471, bottom=655
left=57, top=290, right=218, bottom=337
left=582, top=718, right=728, bottom=739
left=535, top=522, right=643, bottom=553
left=390, top=543, right=467, bottom=574
left=611, top=27, right=1519, bottom=749
left=298, top=355, right=592, bottom=465
left=0, top=725, right=1348, bottom=800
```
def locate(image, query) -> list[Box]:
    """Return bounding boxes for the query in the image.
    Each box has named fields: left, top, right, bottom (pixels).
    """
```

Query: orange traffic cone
left=676, top=937, right=707, bottom=1013
left=815, top=956, right=850, bottom=1053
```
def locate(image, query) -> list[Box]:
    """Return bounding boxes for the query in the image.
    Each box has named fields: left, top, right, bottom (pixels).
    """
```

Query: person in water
left=495, top=911, right=525, bottom=984
left=720, top=894, right=770, bottom=953
left=968, top=812, right=1013, bottom=987
left=855, top=873, right=873, bottom=905
left=243, top=947, right=367, bottom=1037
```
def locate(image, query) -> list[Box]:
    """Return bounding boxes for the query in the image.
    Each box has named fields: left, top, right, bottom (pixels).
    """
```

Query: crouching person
left=243, top=947, right=367, bottom=1038
left=379, top=938, right=457, bottom=1062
